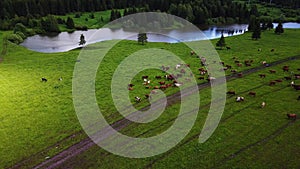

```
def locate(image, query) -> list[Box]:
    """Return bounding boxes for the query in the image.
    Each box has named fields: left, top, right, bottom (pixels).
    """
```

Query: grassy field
left=0, top=29, right=299, bottom=168
left=56, top=10, right=123, bottom=31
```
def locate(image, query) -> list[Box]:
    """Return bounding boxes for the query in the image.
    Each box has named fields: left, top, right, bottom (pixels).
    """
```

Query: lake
left=20, top=22, right=300, bottom=53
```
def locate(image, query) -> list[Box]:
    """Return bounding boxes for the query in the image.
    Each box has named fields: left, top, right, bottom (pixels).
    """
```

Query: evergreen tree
left=41, top=15, right=60, bottom=33
left=66, top=17, right=75, bottom=29
left=267, top=20, right=274, bottom=30
left=252, top=19, right=261, bottom=40
left=248, top=15, right=257, bottom=31
left=79, top=34, right=86, bottom=46
left=216, top=34, right=226, bottom=49
left=138, top=32, right=148, bottom=45
left=275, top=22, right=284, bottom=34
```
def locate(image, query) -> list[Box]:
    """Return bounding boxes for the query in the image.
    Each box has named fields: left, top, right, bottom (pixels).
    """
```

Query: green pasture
left=0, top=29, right=299, bottom=168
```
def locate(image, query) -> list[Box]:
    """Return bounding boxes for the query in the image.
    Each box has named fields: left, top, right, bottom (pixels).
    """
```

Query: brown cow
left=231, top=69, right=237, bottom=73
left=269, top=70, right=276, bottom=74
left=283, top=66, right=289, bottom=72
left=294, top=85, right=300, bottom=90
left=269, top=81, right=276, bottom=86
left=128, top=84, right=135, bottom=87
left=287, top=113, right=297, bottom=120
left=159, top=81, right=165, bottom=85
left=227, top=91, right=236, bottom=95
left=259, top=74, right=266, bottom=78
left=237, top=73, right=243, bottom=78
left=275, top=79, right=283, bottom=83
left=128, top=87, right=134, bottom=91
left=284, top=76, right=292, bottom=80
left=248, top=91, right=256, bottom=96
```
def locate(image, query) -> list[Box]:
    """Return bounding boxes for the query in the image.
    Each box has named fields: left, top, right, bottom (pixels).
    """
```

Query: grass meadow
left=0, top=28, right=299, bottom=168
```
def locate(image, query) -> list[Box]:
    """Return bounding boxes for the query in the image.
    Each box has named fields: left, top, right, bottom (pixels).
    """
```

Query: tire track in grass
left=144, top=84, right=291, bottom=168
left=10, top=55, right=300, bottom=169
left=212, top=120, right=296, bottom=169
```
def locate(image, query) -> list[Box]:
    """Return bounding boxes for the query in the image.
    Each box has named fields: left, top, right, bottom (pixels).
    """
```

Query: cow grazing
left=159, top=81, right=165, bottom=85
left=236, top=96, right=244, bottom=102
left=275, top=79, right=283, bottom=83
left=294, top=85, right=300, bottom=90
left=269, top=81, right=276, bottom=86
left=227, top=91, right=236, bottom=95
left=261, top=102, right=266, bottom=108
left=287, top=113, right=297, bottom=120
left=41, top=77, right=48, bottom=82
left=226, top=46, right=231, bottom=50
left=237, top=73, right=243, bottom=78
left=237, top=63, right=243, bottom=67
left=248, top=91, right=256, bottom=96
left=269, top=70, right=276, bottom=74
left=128, top=84, right=135, bottom=87
left=135, top=96, right=141, bottom=102
left=145, top=94, right=151, bottom=99
left=294, top=74, right=300, bottom=79
left=155, top=76, right=162, bottom=79
left=174, top=83, right=182, bottom=87
left=142, top=75, right=148, bottom=79
left=259, top=74, right=266, bottom=78
left=283, top=66, right=289, bottom=72
left=190, top=51, right=195, bottom=55
left=180, top=69, right=186, bottom=74
left=226, top=65, right=232, bottom=69
left=284, top=77, right=292, bottom=80
left=231, top=69, right=237, bottom=73
left=175, top=64, right=181, bottom=69
left=198, top=76, right=205, bottom=80
left=291, top=81, right=295, bottom=87
left=128, top=87, right=134, bottom=91
left=271, top=48, right=275, bottom=52
left=245, top=63, right=251, bottom=67
left=160, top=85, right=167, bottom=89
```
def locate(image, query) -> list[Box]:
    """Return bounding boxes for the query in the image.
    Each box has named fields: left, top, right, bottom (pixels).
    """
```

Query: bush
left=296, top=16, right=300, bottom=23
left=75, top=25, right=88, bottom=31
left=7, top=34, right=24, bottom=44
left=74, top=13, right=81, bottom=18
left=13, top=23, right=27, bottom=34
left=15, top=31, right=26, bottom=39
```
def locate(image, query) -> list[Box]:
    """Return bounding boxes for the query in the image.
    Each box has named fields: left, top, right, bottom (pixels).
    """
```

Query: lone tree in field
left=275, top=22, right=284, bottom=34
left=79, top=34, right=86, bottom=46
left=216, top=34, right=226, bottom=49
left=267, top=20, right=274, bottom=30
left=252, top=19, right=261, bottom=40
left=66, top=17, right=75, bottom=29
left=138, top=32, right=148, bottom=45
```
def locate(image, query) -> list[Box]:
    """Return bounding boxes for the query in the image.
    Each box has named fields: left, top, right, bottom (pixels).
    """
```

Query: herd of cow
left=128, top=50, right=299, bottom=120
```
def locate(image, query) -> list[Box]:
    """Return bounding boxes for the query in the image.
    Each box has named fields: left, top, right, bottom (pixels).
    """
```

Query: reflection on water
left=20, top=22, right=300, bottom=53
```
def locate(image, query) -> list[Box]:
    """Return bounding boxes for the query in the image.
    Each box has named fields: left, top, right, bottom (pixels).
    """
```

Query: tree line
left=0, top=0, right=251, bottom=25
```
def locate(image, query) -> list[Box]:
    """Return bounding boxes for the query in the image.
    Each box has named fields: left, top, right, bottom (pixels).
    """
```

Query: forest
left=0, top=0, right=299, bottom=33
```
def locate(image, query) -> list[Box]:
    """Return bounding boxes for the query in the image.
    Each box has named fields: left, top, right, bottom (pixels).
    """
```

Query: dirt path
left=9, top=55, right=300, bottom=169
